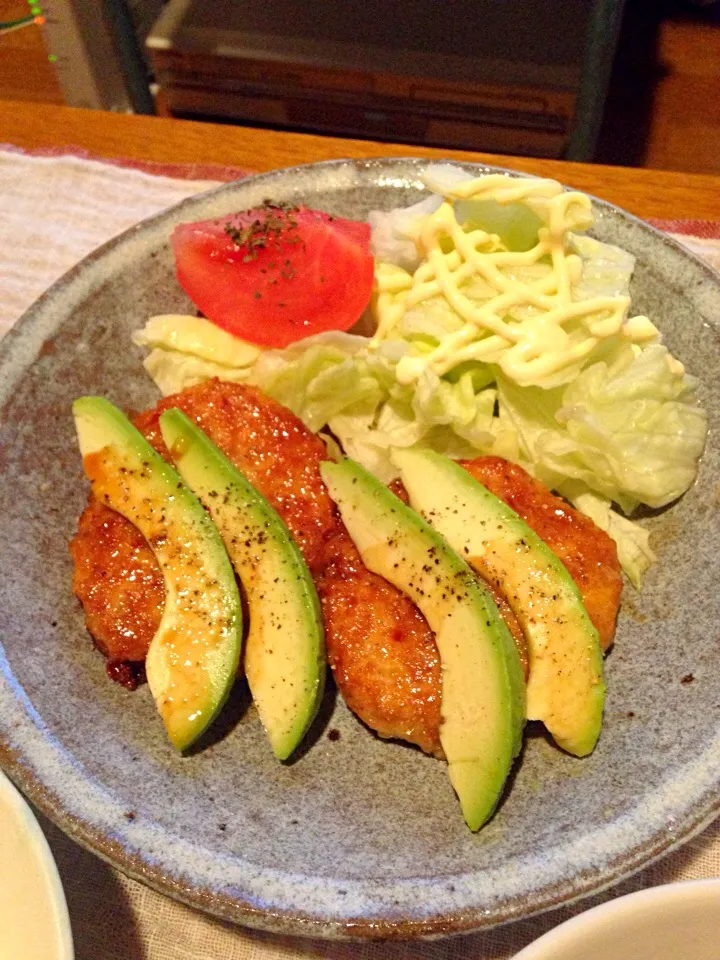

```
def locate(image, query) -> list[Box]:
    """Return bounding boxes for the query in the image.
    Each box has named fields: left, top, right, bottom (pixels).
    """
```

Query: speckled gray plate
left=1, top=159, right=719, bottom=940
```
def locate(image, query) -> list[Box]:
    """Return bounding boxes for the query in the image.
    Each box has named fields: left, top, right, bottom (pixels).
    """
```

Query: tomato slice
left=170, top=204, right=374, bottom=348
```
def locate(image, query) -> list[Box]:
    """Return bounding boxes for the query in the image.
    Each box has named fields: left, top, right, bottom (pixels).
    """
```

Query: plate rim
left=1, top=156, right=719, bottom=940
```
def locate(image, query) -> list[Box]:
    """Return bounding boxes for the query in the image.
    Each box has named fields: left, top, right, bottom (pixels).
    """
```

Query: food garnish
left=171, top=204, right=374, bottom=348
left=158, top=408, right=325, bottom=760
left=393, top=447, right=604, bottom=757
left=321, top=456, right=525, bottom=830
left=73, top=396, right=242, bottom=750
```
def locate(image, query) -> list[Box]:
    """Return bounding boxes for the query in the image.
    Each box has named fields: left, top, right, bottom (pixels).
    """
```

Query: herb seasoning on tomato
left=171, top=202, right=374, bottom=348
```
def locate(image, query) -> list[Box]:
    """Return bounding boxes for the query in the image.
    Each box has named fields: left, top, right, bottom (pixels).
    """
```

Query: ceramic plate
left=0, top=770, right=74, bottom=958
left=0, top=159, right=719, bottom=940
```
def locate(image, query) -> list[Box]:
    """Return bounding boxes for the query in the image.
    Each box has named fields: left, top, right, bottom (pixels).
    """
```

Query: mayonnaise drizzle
left=370, top=174, right=658, bottom=388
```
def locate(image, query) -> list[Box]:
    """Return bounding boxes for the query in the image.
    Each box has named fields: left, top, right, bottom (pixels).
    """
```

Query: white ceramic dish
left=514, top=878, right=720, bottom=960
left=0, top=770, right=74, bottom=959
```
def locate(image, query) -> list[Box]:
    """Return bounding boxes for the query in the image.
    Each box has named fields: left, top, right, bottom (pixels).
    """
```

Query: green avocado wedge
left=392, top=448, right=605, bottom=757
left=320, top=457, right=525, bottom=831
left=159, top=408, right=325, bottom=761
left=72, top=397, right=242, bottom=751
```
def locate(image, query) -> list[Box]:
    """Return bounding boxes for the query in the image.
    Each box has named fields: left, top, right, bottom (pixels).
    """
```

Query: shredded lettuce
left=422, top=163, right=477, bottom=194
left=455, top=198, right=544, bottom=254
left=250, top=333, right=377, bottom=431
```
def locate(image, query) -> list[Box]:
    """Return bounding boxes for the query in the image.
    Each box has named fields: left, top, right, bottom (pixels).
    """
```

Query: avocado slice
left=159, top=408, right=325, bottom=761
left=320, top=457, right=525, bottom=831
left=392, top=448, right=605, bottom=757
left=73, top=397, right=242, bottom=751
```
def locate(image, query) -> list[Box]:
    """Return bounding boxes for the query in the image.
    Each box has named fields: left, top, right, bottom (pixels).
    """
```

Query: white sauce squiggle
left=371, top=174, right=659, bottom=388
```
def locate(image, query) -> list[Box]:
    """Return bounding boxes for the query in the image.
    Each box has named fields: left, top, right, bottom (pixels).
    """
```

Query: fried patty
left=322, top=460, right=622, bottom=757
left=70, top=498, right=164, bottom=663
left=70, top=381, right=622, bottom=756
left=316, top=528, right=444, bottom=756
left=460, top=457, right=622, bottom=652
left=70, top=379, right=340, bottom=663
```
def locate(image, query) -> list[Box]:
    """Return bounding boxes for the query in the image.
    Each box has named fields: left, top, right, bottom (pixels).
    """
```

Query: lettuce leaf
left=250, top=332, right=500, bottom=481
left=368, top=195, right=442, bottom=272
left=565, top=488, right=656, bottom=589
left=251, top=333, right=380, bottom=432
left=133, top=314, right=261, bottom=396
left=569, top=234, right=636, bottom=299
left=498, top=342, right=707, bottom=513
left=140, top=347, right=252, bottom=396
left=133, top=314, right=262, bottom=366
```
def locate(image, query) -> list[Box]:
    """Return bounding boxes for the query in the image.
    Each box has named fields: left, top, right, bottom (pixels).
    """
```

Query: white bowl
left=514, top=879, right=720, bottom=960
left=0, top=770, right=74, bottom=959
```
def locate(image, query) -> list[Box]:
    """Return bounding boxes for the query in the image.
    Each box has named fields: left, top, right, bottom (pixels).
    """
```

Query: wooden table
left=2, top=99, right=720, bottom=221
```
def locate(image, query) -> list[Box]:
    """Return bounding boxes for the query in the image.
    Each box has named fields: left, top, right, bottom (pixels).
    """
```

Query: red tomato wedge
left=171, top=204, right=374, bottom=348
